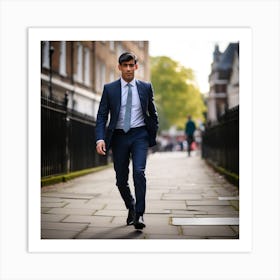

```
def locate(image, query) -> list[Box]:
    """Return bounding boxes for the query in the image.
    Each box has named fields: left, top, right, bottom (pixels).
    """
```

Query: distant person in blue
left=185, top=115, right=196, bottom=156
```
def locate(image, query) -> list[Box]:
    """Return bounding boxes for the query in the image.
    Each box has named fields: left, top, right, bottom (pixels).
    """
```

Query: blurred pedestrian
left=185, top=115, right=196, bottom=156
left=95, top=52, right=159, bottom=230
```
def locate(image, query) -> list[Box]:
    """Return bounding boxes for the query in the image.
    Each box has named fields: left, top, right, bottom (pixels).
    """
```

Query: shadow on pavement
left=77, top=225, right=144, bottom=239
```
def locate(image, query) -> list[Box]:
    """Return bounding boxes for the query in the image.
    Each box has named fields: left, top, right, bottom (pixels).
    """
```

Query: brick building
left=41, top=41, right=149, bottom=118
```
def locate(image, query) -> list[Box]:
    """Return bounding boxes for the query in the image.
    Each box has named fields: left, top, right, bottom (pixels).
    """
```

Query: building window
left=138, top=41, right=144, bottom=48
left=95, top=59, right=100, bottom=92
left=215, top=84, right=226, bottom=93
left=95, top=58, right=106, bottom=93
left=84, top=47, right=90, bottom=86
left=117, top=42, right=125, bottom=57
left=109, top=41, right=115, bottom=52
left=138, top=62, right=144, bottom=80
left=109, top=69, right=115, bottom=82
left=42, top=41, right=50, bottom=69
left=101, top=63, right=106, bottom=90
left=59, top=41, right=67, bottom=76
left=76, top=43, right=83, bottom=82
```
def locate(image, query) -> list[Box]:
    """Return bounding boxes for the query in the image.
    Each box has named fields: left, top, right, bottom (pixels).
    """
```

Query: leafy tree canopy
left=151, top=56, right=206, bottom=131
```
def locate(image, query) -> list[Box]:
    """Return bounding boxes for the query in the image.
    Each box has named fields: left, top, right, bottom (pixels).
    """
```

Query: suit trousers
left=111, top=126, right=149, bottom=215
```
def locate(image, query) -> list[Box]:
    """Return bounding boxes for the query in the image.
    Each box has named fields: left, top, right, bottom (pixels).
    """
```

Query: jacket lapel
left=112, top=79, right=122, bottom=113
left=136, top=80, right=147, bottom=113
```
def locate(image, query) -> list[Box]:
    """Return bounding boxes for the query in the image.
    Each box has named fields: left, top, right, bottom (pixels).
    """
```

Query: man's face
left=118, top=59, right=138, bottom=82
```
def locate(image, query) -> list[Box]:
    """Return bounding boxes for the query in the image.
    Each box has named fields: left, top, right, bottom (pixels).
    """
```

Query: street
left=41, top=151, right=239, bottom=239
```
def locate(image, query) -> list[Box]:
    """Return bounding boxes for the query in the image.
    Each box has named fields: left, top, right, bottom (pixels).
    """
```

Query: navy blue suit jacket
left=95, top=78, right=159, bottom=149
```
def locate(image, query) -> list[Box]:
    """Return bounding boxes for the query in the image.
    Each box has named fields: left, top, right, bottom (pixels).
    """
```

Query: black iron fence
left=41, top=96, right=107, bottom=178
left=202, top=106, right=239, bottom=175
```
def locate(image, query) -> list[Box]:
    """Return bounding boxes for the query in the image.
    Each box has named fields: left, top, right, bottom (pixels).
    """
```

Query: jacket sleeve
left=95, top=86, right=109, bottom=142
left=148, top=83, right=159, bottom=128
left=145, top=83, right=159, bottom=147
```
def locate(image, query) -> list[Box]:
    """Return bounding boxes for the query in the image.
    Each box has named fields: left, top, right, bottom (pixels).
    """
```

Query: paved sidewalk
left=41, top=151, right=239, bottom=239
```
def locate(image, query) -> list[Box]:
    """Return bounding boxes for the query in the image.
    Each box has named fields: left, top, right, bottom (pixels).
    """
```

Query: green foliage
left=151, top=56, right=206, bottom=131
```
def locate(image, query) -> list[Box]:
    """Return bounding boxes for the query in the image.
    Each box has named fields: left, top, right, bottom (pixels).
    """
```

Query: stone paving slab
left=41, top=197, right=66, bottom=203
left=103, top=204, right=126, bottom=211
left=41, top=229, right=79, bottom=239
left=58, top=198, right=93, bottom=204
left=181, top=225, right=238, bottom=238
left=171, top=210, right=207, bottom=215
left=162, top=193, right=202, bottom=200
left=62, top=215, right=112, bottom=224
left=41, top=193, right=96, bottom=200
left=146, top=193, right=164, bottom=199
left=231, top=225, right=239, bottom=234
left=195, top=214, right=239, bottom=218
left=86, top=198, right=115, bottom=205
left=186, top=200, right=230, bottom=206
left=141, top=214, right=171, bottom=225
left=211, top=188, right=236, bottom=196
left=41, top=213, right=68, bottom=222
left=172, top=217, right=239, bottom=226
left=46, top=207, right=96, bottom=216
left=142, top=225, right=180, bottom=235
left=187, top=205, right=238, bottom=214
left=41, top=207, right=53, bottom=213
left=146, top=200, right=187, bottom=209
left=144, top=234, right=187, bottom=239
left=94, top=209, right=127, bottom=217
left=147, top=184, right=178, bottom=189
left=202, top=190, right=220, bottom=197
left=96, top=199, right=124, bottom=207
left=169, top=189, right=205, bottom=194
left=145, top=209, right=171, bottom=214
left=41, top=202, right=68, bottom=208
left=41, top=222, right=88, bottom=231
left=64, top=201, right=105, bottom=210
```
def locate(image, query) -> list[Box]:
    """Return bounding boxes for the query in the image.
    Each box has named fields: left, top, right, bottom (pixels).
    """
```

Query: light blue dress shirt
left=116, top=78, right=145, bottom=130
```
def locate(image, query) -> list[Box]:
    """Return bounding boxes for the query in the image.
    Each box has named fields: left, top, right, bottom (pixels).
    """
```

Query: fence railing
left=202, top=106, right=239, bottom=175
left=41, top=96, right=107, bottom=178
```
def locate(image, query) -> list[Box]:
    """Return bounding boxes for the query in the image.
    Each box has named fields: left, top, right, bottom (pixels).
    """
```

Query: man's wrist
left=96, top=139, right=105, bottom=145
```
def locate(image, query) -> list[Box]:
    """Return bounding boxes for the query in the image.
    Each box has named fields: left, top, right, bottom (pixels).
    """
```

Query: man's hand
left=96, top=140, right=106, bottom=155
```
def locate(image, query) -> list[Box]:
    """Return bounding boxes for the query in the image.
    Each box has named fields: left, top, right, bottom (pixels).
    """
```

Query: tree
left=151, top=56, right=206, bottom=131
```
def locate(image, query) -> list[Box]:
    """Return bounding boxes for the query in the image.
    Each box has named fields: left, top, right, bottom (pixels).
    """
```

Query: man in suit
left=95, top=52, right=159, bottom=230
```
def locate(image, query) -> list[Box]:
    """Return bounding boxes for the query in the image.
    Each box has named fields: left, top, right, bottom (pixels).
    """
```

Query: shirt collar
left=121, top=77, right=136, bottom=88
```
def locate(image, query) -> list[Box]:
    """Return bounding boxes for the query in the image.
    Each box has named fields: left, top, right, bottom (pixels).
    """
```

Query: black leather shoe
left=126, top=208, right=135, bottom=225
left=134, top=215, right=146, bottom=230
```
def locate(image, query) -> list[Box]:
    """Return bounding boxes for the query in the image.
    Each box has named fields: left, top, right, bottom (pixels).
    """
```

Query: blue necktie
left=123, top=83, right=132, bottom=133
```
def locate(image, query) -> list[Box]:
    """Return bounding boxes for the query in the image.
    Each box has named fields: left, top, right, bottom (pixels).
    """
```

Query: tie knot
left=127, top=83, right=132, bottom=88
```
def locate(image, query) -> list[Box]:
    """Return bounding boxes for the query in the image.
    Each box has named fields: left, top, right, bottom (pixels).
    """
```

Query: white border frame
left=28, top=27, right=252, bottom=253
